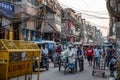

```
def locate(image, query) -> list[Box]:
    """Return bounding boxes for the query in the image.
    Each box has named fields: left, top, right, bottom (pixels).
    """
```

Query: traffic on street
left=0, top=0, right=120, bottom=80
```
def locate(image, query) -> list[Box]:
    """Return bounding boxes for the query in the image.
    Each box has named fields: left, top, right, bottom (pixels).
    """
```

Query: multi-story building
left=87, top=25, right=97, bottom=43
left=61, top=8, right=78, bottom=43
left=95, top=29, right=103, bottom=45
left=106, top=0, right=119, bottom=38
left=12, top=0, right=40, bottom=40
left=39, top=0, right=61, bottom=42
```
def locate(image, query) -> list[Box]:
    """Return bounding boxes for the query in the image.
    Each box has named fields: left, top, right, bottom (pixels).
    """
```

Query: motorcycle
left=40, top=55, right=49, bottom=70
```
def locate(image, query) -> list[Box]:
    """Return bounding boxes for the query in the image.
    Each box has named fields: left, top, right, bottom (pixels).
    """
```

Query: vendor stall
left=0, top=39, right=40, bottom=80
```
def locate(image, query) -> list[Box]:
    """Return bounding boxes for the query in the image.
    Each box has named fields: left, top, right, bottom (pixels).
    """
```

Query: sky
left=58, top=0, right=109, bottom=36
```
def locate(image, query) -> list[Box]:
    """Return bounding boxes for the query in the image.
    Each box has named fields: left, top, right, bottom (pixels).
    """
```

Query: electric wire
left=59, top=1, right=109, bottom=19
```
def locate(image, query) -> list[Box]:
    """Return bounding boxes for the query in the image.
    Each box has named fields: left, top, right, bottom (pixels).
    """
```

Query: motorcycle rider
left=41, top=45, right=49, bottom=66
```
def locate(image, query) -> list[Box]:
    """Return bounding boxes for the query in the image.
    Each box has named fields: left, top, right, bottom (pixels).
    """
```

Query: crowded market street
left=0, top=0, right=120, bottom=80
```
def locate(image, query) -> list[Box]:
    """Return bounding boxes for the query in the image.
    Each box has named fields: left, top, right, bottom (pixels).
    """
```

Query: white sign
left=2, top=18, right=10, bottom=29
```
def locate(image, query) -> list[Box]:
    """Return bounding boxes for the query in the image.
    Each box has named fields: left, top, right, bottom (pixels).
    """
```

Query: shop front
left=0, top=1, right=14, bottom=40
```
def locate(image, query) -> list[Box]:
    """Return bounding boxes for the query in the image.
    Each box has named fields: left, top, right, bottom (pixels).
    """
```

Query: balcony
left=70, top=12, right=76, bottom=20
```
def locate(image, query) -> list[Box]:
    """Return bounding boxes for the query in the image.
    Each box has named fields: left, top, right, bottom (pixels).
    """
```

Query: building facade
left=13, top=0, right=40, bottom=40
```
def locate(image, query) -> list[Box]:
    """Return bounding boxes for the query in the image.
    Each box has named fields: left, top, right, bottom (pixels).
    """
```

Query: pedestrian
left=53, top=45, right=62, bottom=65
left=77, top=46, right=84, bottom=71
left=66, top=45, right=76, bottom=64
left=109, top=55, right=117, bottom=77
left=55, top=45, right=62, bottom=56
left=94, top=46, right=101, bottom=66
left=106, top=46, right=113, bottom=67
left=72, top=45, right=77, bottom=55
left=85, top=45, right=94, bottom=66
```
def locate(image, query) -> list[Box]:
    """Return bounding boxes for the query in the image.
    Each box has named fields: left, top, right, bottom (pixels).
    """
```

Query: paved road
left=10, top=59, right=115, bottom=80
left=39, top=59, right=114, bottom=80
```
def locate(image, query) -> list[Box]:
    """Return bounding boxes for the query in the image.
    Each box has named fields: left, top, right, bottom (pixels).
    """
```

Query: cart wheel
left=102, top=72, right=105, bottom=77
left=64, top=67, right=67, bottom=75
left=46, top=63, right=49, bottom=71
left=75, top=59, right=77, bottom=72
left=74, top=68, right=77, bottom=74
left=58, top=60, right=61, bottom=71
left=54, top=62, right=56, bottom=67
left=92, top=70, right=94, bottom=76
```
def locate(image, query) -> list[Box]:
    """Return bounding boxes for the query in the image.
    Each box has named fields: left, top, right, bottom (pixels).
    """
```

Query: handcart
left=92, top=57, right=106, bottom=77
left=64, top=57, right=77, bottom=75
left=58, top=50, right=77, bottom=74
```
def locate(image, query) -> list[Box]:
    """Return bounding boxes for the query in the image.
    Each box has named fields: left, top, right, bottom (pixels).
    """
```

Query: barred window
left=27, top=0, right=39, bottom=7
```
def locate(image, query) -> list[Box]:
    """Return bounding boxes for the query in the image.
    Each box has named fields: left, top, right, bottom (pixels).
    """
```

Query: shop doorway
left=0, top=27, right=9, bottom=39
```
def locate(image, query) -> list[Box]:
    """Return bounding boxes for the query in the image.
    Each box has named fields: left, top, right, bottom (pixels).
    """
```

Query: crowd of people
left=40, top=43, right=117, bottom=77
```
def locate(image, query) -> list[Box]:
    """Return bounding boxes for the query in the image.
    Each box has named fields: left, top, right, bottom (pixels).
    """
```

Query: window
left=13, top=0, right=22, bottom=2
left=2, top=0, right=14, bottom=2
left=27, top=0, right=39, bottom=7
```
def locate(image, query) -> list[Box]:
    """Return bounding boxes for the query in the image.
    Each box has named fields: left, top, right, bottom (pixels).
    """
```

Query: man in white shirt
left=41, top=45, right=48, bottom=56
left=66, top=45, right=76, bottom=64
left=41, top=45, right=49, bottom=66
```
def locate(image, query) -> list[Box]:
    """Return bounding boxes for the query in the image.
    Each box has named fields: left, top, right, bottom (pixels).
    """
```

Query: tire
left=46, top=63, right=49, bottom=71
left=64, top=64, right=67, bottom=75
left=58, top=60, right=61, bottom=71
left=59, top=64, right=61, bottom=71
left=102, top=72, right=105, bottom=77
left=64, top=67, right=67, bottom=75
left=92, top=70, right=94, bottom=76
left=75, top=59, right=77, bottom=72
left=54, top=62, right=56, bottom=67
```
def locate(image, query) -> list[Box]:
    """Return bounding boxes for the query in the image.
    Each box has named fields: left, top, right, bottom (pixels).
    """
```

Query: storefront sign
left=0, top=1, right=14, bottom=17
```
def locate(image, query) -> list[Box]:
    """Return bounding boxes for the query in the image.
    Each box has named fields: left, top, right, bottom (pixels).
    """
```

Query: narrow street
left=10, top=59, right=115, bottom=80
left=0, top=0, right=119, bottom=80
left=39, top=59, right=114, bottom=80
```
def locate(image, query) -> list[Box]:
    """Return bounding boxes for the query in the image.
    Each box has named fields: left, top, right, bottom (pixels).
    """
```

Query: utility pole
left=41, top=3, right=46, bottom=40
left=9, top=24, right=13, bottom=40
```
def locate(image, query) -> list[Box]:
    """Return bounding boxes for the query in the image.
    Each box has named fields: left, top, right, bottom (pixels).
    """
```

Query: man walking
left=85, top=45, right=94, bottom=66
left=94, top=46, right=101, bottom=66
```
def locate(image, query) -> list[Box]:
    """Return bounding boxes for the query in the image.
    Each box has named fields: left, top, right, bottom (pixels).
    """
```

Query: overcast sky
left=58, top=0, right=109, bottom=36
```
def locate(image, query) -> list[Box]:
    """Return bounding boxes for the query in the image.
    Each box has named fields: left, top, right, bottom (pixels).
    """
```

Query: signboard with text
left=0, top=1, right=14, bottom=17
